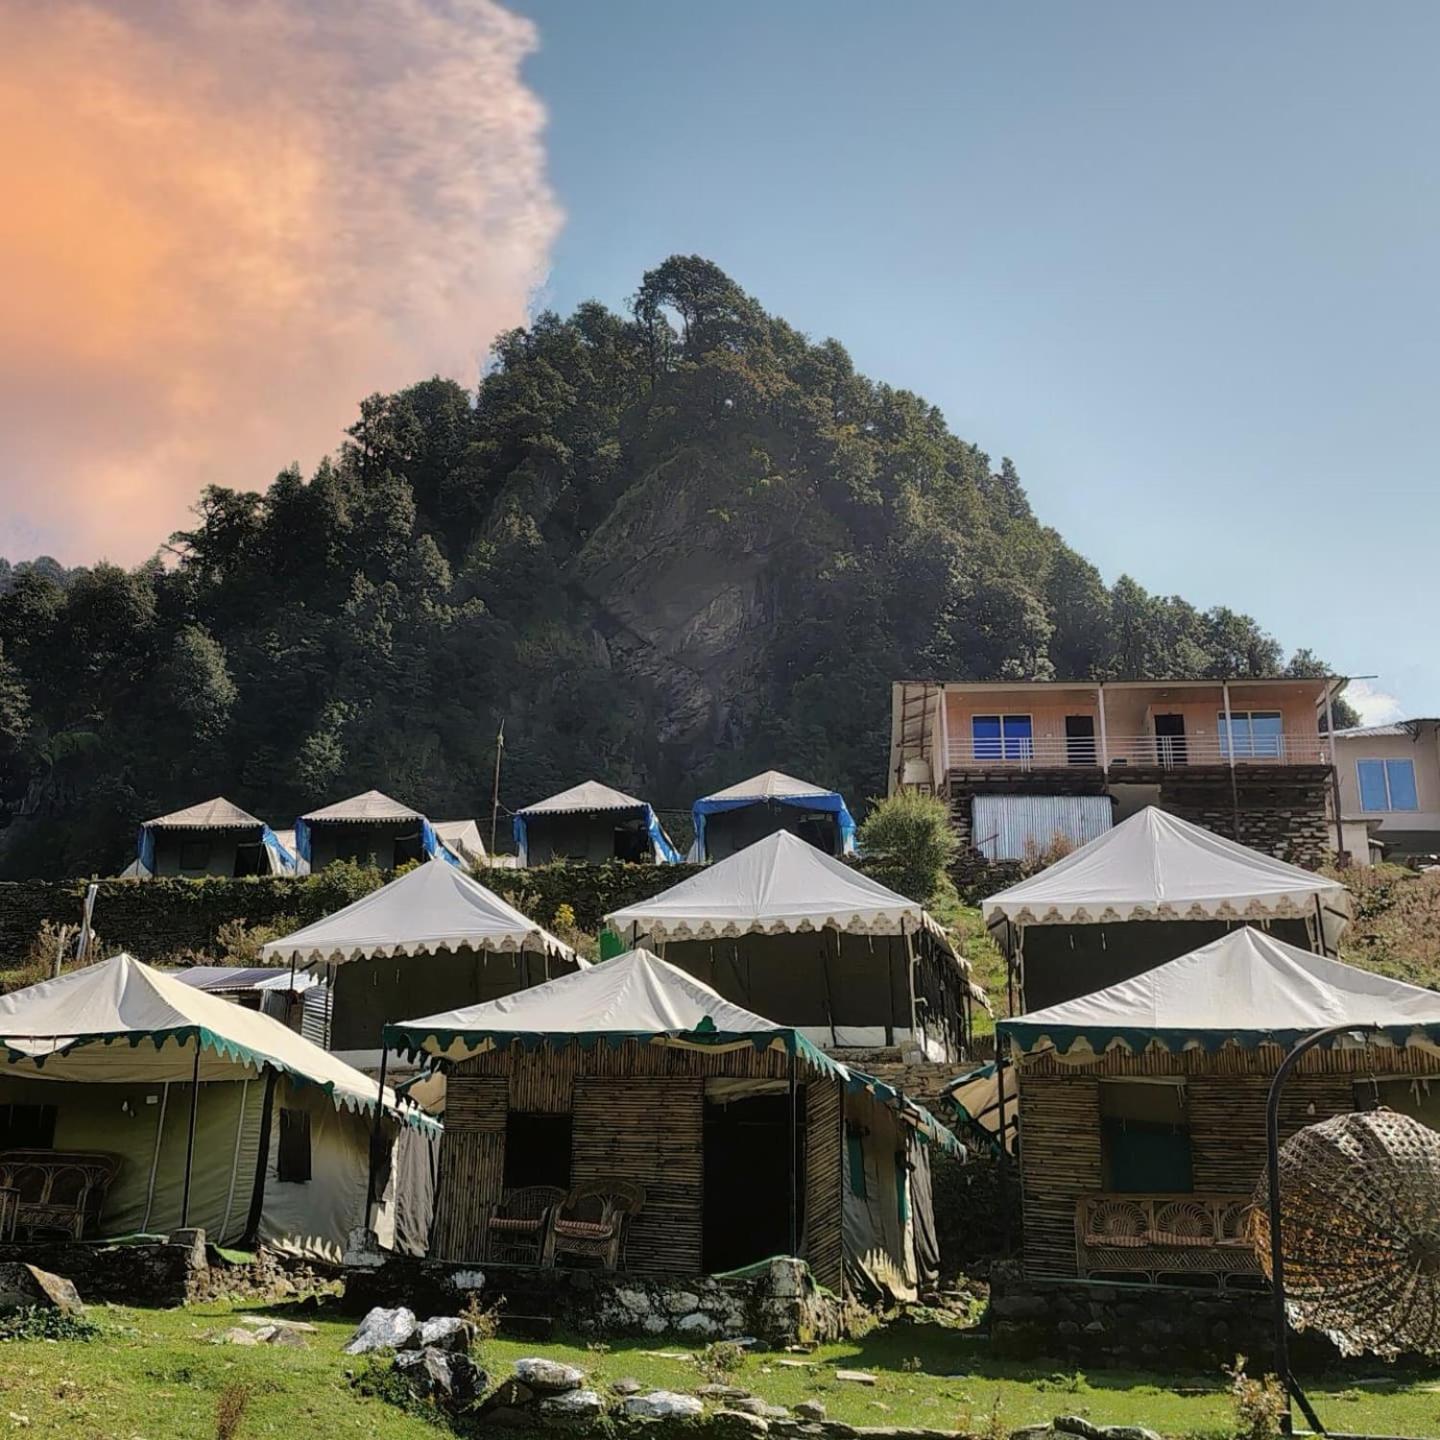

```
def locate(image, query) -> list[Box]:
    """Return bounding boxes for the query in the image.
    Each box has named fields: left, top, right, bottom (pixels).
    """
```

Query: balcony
left=1075, top=1192, right=1262, bottom=1287
left=946, top=733, right=1331, bottom=771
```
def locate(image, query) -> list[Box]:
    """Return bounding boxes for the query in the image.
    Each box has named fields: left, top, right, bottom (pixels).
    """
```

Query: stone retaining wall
left=345, top=1254, right=852, bottom=1347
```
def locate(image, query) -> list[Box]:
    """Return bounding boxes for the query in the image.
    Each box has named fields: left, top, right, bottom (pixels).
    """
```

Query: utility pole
left=489, top=719, right=505, bottom=855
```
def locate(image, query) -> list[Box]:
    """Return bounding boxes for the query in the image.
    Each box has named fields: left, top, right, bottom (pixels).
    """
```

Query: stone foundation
left=345, top=1255, right=853, bottom=1347
left=0, top=1233, right=335, bottom=1308
left=987, top=1261, right=1341, bottom=1371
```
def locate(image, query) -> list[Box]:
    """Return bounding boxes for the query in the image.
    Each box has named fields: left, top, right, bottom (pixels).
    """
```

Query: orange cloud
left=0, top=0, right=561, bottom=563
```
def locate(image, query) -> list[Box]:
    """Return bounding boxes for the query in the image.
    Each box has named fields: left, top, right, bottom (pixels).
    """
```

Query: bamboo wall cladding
left=1018, top=1073, right=1101, bottom=1279
left=805, top=1076, right=843, bottom=1292
left=431, top=1129, right=504, bottom=1262
left=573, top=1077, right=704, bottom=1274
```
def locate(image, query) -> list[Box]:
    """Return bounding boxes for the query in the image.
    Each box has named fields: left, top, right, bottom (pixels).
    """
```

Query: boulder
left=215, top=1326, right=260, bottom=1346
left=514, top=1357, right=586, bottom=1394
left=238, top=1315, right=317, bottom=1334
left=677, top=1310, right=719, bottom=1336
left=394, top=1347, right=487, bottom=1408
left=539, top=1389, right=605, bottom=1418
left=482, top=1379, right=536, bottom=1412
left=696, top=1384, right=751, bottom=1401
left=1100, top=1430, right=1161, bottom=1440
left=623, top=1390, right=705, bottom=1419
left=712, top=1411, right=771, bottom=1437
left=0, top=1264, right=83, bottom=1315
left=1052, top=1419, right=1104, bottom=1439
left=833, top=1370, right=877, bottom=1386
left=345, top=1306, right=418, bottom=1354
left=611, top=1379, right=643, bottom=1396
left=414, top=1315, right=475, bottom=1353
left=730, top=1397, right=788, bottom=1418
left=794, top=1400, right=826, bottom=1421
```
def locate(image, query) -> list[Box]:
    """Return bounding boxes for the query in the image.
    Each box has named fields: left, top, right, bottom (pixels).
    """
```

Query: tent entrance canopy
left=691, top=771, right=857, bottom=862
left=513, top=781, right=681, bottom=866
left=998, top=927, right=1440, bottom=1063
left=982, top=806, right=1352, bottom=953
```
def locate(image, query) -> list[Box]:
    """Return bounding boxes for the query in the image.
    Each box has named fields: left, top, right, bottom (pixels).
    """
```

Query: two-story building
left=889, top=677, right=1346, bottom=870
left=1331, top=718, right=1440, bottom=863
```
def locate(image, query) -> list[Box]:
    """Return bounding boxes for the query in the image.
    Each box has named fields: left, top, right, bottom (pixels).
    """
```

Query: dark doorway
left=504, top=1112, right=573, bottom=1191
left=1153, top=714, right=1187, bottom=767
left=703, top=1090, right=805, bottom=1272
left=1065, top=715, right=1096, bottom=766
left=613, top=822, right=649, bottom=863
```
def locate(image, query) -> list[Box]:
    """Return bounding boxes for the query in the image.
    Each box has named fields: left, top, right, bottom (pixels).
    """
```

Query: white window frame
left=1216, top=709, right=1285, bottom=760
left=1355, top=756, right=1420, bottom=813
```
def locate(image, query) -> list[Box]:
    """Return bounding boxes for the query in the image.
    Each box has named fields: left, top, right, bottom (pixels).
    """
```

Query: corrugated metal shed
left=972, top=795, right=1113, bottom=862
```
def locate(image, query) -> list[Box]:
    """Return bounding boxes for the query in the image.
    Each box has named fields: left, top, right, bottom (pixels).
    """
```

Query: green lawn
left=2, top=1299, right=1439, bottom=1439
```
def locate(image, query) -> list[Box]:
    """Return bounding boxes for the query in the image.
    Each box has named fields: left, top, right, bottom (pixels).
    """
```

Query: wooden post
left=901, top=919, right=918, bottom=1046
left=1222, top=680, right=1241, bottom=839
left=242, top=1066, right=279, bottom=1248
left=365, top=1047, right=391, bottom=1225
left=490, top=720, right=505, bottom=857
left=787, top=1051, right=799, bottom=1256
left=1325, top=684, right=1348, bottom=866
left=180, top=1037, right=202, bottom=1228
left=1095, top=682, right=1109, bottom=770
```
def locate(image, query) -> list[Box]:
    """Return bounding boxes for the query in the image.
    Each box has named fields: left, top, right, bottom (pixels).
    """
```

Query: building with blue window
left=1332, top=718, right=1440, bottom=863
left=888, top=676, right=1344, bottom=871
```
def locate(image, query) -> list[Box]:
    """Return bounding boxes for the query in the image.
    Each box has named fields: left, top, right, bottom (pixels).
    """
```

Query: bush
left=0, top=1306, right=101, bottom=1342
left=1225, top=1355, right=1288, bottom=1440
left=858, top=791, right=959, bottom=908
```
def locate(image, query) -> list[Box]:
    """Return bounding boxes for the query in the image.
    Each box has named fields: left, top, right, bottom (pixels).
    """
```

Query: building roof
left=982, top=806, right=1351, bottom=949
left=169, top=965, right=321, bottom=994
left=0, top=954, right=424, bottom=1125
left=260, top=856, right=578, bottom=966
left=299, top=789, right=421, bottom=824
left=999, top=927, right=1440, bottom=1058
left=893, top=676, right=1344, bottom=695
left=1333, top=718, right=1440, bottom=739
left=699, top=770, right=836, bottom=803
left=517, top=780, right=650, bottom=816
left=387, top=948, right=961, bottom=1153
left=606, top=829, right=956, bottom=952
left=142, top=797, right=264, bottom=830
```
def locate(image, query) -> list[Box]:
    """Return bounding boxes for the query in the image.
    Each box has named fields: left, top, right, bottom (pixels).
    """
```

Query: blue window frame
left=972, top=713, right=1033, bottom=761
left=1357, top=758, right=1419, bottom=812
left=1217, top=710, right=1284, bottom=759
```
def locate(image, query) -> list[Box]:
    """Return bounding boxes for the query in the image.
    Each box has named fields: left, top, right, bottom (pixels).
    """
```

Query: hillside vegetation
left=0, top=257, right=1346, bottom=879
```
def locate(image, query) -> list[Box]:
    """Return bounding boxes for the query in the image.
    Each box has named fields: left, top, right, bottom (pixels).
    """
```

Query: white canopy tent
left=982, top=807, right=1351, bottom=946
left=513, top=780, right=680, bottom=865
left=432, top=819, right=487, bottom=865
left=0, top=954, right=434, bottom=1259
left=606, top=832, right=980, bottom=1060
left=1000, top=927, right=1440, bottom=1061
left=689, top=769, right=858, bottom=861
left=261, top=861, right=581, bottom=1071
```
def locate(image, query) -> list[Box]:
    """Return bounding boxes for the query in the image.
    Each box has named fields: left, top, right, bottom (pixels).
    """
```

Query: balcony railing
left=1075, top=1192, right=1262, bottom=1285
left=947, top=733, right=1330, bottom=769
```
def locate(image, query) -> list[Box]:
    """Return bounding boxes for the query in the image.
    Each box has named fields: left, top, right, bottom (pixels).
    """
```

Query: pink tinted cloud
left=0, top=0, right=561, bottom=563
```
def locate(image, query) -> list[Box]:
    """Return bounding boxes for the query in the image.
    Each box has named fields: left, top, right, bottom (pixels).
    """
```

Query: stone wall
left=0, top=1232, right=333, bottom=1307
left=345, top=1254, right=853, bottom=1347
left=987, top=1260, right=1341, bottom=1371
left=1158, top=768, right=1333, bottom=870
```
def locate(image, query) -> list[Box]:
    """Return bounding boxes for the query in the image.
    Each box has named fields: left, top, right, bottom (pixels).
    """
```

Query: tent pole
left=787, top=1050, right=798, bottom=1256
left=180, top=1036, right=202, bottom=1229
left=1312, top=894, right=1329, bottom=958
left=242, top=1066, right=279, bottom=1248
left=219, top=1078, right=250, bottom=1241
left=995, top=1049, right=1013, bottom=1257
left=366, top=1046, right=391, bottom=1225
left=901, top=919, right=917, bottom=1047
left=1222, top=680, right=1241, bottom=841
left=141, top=1081, right=171, bottom=1232
left=820, top=933, right=839, bottom=1048
left=1324, top=684, right=1348, bottom=866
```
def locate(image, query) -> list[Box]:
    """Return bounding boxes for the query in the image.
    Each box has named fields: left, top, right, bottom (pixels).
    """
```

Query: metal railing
left=946, top=733, right=1330, bottom=769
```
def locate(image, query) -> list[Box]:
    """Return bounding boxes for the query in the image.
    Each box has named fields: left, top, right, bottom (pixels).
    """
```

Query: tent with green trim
left=0, top=954, right=438, bottom=1261
left=387, top=948, right=960, bottom=1301
left=997, top=927, right=1440, bottom=1061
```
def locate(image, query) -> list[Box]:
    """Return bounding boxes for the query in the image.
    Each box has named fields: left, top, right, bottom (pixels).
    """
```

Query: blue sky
left=512, top=1, right=1438, bottom=721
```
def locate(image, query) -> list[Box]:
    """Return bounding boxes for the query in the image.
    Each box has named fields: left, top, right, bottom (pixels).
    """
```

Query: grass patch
left=0, top=1300, right=1438, bottom=1438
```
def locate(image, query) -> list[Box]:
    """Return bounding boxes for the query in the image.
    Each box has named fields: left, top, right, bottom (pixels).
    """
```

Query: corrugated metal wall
left=971, top=795, right=1113, bottom=861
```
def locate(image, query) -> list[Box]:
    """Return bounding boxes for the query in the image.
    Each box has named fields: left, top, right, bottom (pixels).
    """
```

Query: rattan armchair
left=484, top=1185, right=566, bottom=1265
left=548, top=1181, right=646, bottom=1270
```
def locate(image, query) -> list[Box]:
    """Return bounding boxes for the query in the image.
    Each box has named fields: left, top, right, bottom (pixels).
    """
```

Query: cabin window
left=277, top=1108, right=312, bottom=1183
left=1357, top=758, right=1419, bottom=812
left=1099, top=1081, right=1192, bottom=1194
left=971, top=714, right=1033, bottom=761
left=503, top=1112, right=572, bottom=1191
left=0, top=1103, right=57, bottom=1150
left=1216, top=710, right=1284, bottom=760
left=178, top=838, right=212, bottom=871
left=845, top=1125, right=868, bottom=1198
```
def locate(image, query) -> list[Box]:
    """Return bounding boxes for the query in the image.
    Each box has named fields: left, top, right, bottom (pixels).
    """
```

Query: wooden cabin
left=389, top=950, right=959, bottom=1300
left=999, top=929, right=1440, bottom=1290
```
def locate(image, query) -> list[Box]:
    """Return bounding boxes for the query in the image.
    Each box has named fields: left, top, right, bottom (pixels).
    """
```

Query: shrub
left=215, top=1382, right=252, bottom=1440
left=696, top=1339, right=746, bottom=1383
left=0, top=1306, right=101, bottom=1342
left=858, top=791, right=959, bottom=907
left=1225, top=1355, right=1288, bottom=1440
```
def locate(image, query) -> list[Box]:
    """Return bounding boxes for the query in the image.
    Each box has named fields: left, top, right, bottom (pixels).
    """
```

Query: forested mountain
left=0, top=258, right=1348, bottom=878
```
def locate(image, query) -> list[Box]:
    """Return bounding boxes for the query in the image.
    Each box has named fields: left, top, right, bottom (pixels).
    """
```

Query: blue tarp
left=513, top=804, right=681, bottom=866
left=691, top=790, right=857, bottom=861
left=260, top=825, right=297, bottom=874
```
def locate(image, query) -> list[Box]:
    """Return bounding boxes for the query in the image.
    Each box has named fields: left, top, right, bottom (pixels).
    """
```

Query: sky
left=2, top=3, right=1435, bottom=720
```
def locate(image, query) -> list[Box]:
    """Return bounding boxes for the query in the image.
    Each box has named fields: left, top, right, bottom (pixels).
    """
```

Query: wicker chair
left=0, top=1151, right=121, bottom=1241
left=484, top=1185, right=566, bottom=1265
left=548, top=1181, right=646, bottom=1270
